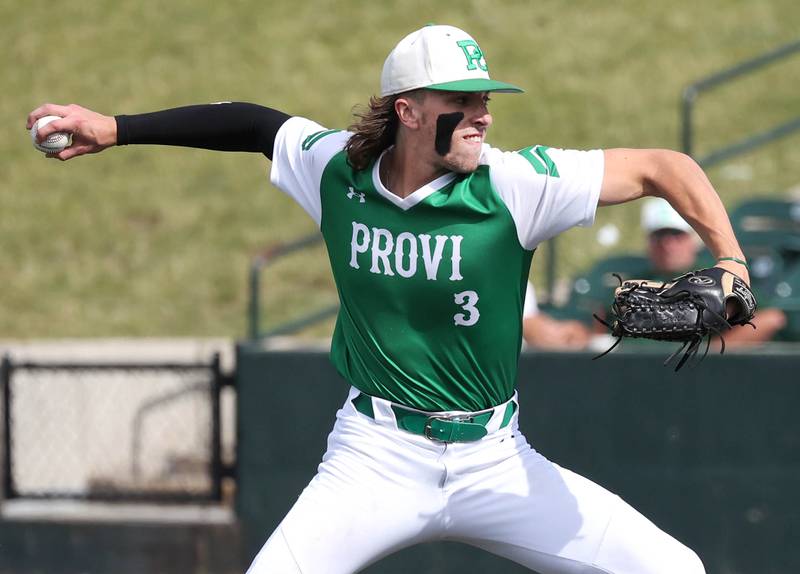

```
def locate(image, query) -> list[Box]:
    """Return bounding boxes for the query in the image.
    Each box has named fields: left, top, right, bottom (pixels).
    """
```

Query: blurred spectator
left=642, top=198, right=785, bottom=347
left=572, top=198, right=786, bottom=348
left=641, top=197, right=701, bottom=276
left=523, top=282, right=591, bottom=350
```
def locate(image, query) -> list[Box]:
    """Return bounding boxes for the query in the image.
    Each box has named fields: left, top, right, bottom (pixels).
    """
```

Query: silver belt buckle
left=423, top=414, right=474, bottom=441
left=448, top=414, right=476, bottom=422
left=423, top=417, right=439, bottom=440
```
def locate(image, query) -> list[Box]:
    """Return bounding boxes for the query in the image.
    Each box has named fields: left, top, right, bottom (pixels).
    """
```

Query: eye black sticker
left=435, top=112, right=464, bottom=156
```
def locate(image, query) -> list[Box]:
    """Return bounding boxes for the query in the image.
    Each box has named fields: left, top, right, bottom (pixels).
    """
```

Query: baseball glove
left=594, top=267, right=757, bottom=370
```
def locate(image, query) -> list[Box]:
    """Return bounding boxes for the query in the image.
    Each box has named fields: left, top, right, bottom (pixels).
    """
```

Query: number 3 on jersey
left=454, top=290, right=480, bottom=326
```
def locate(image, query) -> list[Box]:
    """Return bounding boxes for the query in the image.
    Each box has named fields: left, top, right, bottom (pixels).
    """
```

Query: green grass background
left=3, top=0, right=799, bottom=338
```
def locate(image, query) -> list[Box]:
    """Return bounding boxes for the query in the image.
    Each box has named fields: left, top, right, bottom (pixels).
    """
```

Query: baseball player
left=29, top=24, right=752, bottom=574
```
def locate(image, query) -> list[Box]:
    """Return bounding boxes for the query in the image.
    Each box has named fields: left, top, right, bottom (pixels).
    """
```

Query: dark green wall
left=0, top=520, right=242, bottom=574
left=236, top=343, right=800, bottom=574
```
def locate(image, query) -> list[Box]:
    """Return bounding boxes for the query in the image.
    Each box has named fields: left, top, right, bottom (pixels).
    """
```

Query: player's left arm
left=599, top=148, right=749, bottom=284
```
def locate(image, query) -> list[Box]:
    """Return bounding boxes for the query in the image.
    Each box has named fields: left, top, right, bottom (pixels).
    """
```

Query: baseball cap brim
left=426, top=78, right=524, bottom=93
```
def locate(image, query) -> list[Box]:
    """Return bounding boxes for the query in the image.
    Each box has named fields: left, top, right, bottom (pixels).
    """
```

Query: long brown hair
left=345, top=90, right=424, bottom=171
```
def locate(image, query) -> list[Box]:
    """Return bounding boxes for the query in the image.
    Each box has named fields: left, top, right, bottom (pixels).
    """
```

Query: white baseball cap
left=380, top=24, right=524, bottom=96
left=641, top=198, right=693, bottom=233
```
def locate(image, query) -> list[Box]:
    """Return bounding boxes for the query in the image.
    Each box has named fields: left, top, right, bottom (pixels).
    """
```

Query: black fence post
left=210, top=353, right=223, bottom=501
left=2, top=354, right=15, bottom=499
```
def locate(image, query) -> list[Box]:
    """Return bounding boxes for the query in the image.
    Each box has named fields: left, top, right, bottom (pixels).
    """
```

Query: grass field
left=3, top=0, right=800, bottom=338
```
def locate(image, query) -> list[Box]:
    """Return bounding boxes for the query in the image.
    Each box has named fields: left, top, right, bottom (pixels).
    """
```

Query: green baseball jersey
left=271, top=117, right=603, bottom=411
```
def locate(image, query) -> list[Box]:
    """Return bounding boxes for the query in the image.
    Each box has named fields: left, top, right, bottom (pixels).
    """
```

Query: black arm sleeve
left=115, top=102, right=291, bottom=160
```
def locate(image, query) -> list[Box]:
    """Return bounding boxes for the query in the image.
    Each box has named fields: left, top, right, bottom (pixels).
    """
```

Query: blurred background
left=3, top=0, right=800, bottom=338
left=2, top=1, right=800, bottom=573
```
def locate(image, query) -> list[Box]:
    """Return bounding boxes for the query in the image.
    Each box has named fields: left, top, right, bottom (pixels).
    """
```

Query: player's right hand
left=27, top=103, right=117, bottom=161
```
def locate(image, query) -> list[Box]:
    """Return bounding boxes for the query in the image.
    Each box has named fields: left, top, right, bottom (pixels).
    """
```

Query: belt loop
left=500, top=400, right=517, bottom=429
left=352, top=393, right=374, bottom=419
left=370, top=394, right=398, bottom=427
left=484, top=393, right=517, bottom=433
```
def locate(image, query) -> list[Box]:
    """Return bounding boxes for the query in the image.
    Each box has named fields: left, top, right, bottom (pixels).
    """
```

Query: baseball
left=30, top=115, right=72, bottom=154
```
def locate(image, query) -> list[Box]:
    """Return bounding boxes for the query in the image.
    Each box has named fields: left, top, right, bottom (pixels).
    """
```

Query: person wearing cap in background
left=642, top=198, right=785, bottom=347
left=642, top=196, right=705, bottom=277
left=30, top=22, right=757, bottom=574
left=566, top=198, right=784, bottom=349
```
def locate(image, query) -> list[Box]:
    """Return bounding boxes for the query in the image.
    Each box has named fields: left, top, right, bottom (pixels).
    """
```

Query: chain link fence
left=1, top=355, right=228, bottom=502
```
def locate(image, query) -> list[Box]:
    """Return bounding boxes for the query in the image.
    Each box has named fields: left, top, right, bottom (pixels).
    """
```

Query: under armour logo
left=347, top=187, right=366, bottom=203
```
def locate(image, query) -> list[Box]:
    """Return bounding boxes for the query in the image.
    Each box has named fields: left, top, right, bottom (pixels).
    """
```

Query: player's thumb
left=37, top=117, right=75, bottom=142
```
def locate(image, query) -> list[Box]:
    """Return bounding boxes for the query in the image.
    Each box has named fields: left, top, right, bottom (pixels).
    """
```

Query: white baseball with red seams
left=30, top=115, right=72, bottom=153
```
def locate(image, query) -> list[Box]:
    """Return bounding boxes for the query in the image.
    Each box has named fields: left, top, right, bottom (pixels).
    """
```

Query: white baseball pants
left=246, top=387, right=705, bottom=574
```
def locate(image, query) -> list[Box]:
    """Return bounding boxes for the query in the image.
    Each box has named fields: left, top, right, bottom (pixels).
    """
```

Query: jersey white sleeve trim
left=483, top=145, right=605, bottom=250
left=270, top=117, right=351, bottom=226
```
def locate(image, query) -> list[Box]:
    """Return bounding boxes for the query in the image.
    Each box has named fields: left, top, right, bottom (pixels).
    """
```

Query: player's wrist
left=717, top=256, right=748, bottom=270
left=101, top=115, right=118, bottom=147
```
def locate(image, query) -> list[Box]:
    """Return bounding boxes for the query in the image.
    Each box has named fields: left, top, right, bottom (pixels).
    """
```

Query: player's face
left=420, top=91, right=493, bottom=173
left=648, top=229, right=699, bottom=274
